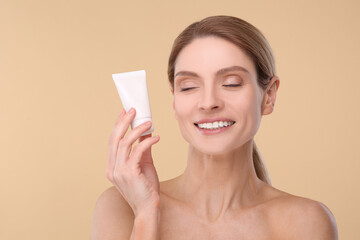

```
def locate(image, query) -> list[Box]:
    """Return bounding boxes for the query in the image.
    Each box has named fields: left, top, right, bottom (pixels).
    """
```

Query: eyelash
left=180, top=84, right=241, bottom=92
left=223, top=84, right=242, bottom=87
left=180, top=87, right=196, bottom=92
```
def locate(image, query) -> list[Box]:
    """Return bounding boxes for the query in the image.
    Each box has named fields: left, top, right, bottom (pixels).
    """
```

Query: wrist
left=134, top=200, right=160, bottom=218
left=135, top=207, right=160, bottom=223
left=133, top=208, right=160, bottom=240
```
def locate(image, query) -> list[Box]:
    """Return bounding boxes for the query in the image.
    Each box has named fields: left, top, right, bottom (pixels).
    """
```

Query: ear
left=261, top=76, right=280, bottom=115
left=169, top=84, right=174, bottom=95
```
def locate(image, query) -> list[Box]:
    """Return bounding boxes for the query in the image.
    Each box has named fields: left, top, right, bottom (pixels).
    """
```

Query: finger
left=107, top=108, right=135, bottom=179
left=109, top=108, right=136, bottom=159
left=106, top=109, right=126, bottom=178
left=139, top=133, right=152, bottom=143
left=116, top=121, right=154, bottom=165
left=109, top=108, right=126, bottom=136
left=109, top=108, right=136, bottom=145
left=128, top=135, right=160, bottom=165
left=111, top=135, right=159, bottom=188
left=115, top=109, right=126, bottom=124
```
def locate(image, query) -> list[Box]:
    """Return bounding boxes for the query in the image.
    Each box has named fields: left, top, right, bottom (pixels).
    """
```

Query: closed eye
left=223, top=84, right=242, bottom=87
left=180, top=87, right=197, bottom=92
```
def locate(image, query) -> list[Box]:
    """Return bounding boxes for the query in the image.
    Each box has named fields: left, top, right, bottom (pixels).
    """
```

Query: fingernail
left=145, top=121, right=152, bottom=126
left=128, top=108, right=135, bottom=114
left=119, top=109, right=125, bottom=116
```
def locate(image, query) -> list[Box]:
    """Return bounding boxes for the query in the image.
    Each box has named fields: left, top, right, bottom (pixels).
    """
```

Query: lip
left=194, top=118, right=236, bottom=135
left=194, top=118, right=235, bottom=124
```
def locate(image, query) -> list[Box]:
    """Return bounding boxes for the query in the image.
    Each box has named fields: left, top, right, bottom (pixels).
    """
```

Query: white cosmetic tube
left=112, top=70, right=154, bottom=136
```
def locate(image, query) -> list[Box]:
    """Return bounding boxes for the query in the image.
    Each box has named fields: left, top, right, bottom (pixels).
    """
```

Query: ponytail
left=253, top=141, right=272, bottom=185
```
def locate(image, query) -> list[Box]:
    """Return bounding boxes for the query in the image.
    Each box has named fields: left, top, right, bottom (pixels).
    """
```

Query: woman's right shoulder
left=90, top=186, right=134, bottom=240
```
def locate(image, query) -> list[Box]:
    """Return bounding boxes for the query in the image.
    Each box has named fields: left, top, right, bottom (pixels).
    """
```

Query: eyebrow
left=174, top=65, right=250, bottom=78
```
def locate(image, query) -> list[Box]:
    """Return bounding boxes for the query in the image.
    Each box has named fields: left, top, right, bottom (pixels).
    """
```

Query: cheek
left=233, top=88, right=262, bottom=130
left=173, top=95, right=195, bottom=143
left=245, top=89, right=263, bottom=132
left=173, top=95, right=193, bottom=118
left=173, top=95, right=194, bottom=112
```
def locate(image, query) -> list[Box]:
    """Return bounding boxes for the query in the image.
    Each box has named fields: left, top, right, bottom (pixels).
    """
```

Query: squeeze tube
left=112, top=70, right=154, bottom=136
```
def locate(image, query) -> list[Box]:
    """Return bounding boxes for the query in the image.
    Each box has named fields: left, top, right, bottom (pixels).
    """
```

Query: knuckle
left=118, top=141, right=127, bottom=150
left=135, top=142, right=147, bottom=152
left=119, top=136, right=130, bottom=147
left=129, top=164, right=141, bottom=176
left=131, top=146, right=140, bottom=155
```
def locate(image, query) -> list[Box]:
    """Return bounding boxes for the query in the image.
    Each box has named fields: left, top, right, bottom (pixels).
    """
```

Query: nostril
left=199, top=104, right=221, bottom=111
left=198, top=93, right=223, bottom=111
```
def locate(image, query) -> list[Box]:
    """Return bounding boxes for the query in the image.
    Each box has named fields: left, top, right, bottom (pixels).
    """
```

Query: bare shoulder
left=90, top=186, right=134, bottom=240
left=265, top=188, right=338, bottom=240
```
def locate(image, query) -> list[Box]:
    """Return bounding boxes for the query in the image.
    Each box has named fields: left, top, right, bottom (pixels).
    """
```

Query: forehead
left=175, top=36, right=257, bottom=78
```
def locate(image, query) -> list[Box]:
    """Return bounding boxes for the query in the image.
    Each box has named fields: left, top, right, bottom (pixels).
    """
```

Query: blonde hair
left=167, top=15, right=276, bottom=184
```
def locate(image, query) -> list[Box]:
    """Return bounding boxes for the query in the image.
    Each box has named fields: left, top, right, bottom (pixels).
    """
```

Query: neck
left=176, top=139, right=264, bottom=222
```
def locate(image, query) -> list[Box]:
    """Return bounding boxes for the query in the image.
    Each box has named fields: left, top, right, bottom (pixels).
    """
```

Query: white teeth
left=196, top=121, right=235, bottom=130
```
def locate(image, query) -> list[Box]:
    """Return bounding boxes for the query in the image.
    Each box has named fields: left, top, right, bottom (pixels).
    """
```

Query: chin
left=190, top=139, right=241, bottom=156
left=196, top=148, right=231, bottom=156
left=180, top=125, right=256, bottom=155
left=188, top=135, right=254, bottom=156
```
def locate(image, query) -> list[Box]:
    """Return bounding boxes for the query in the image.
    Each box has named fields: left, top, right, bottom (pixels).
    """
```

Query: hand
left=107, top=108, right=160, bottom=216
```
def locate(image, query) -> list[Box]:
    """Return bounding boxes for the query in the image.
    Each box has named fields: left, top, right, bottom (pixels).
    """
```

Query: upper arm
left=90, top=186, right=135, bottom=240
left=285, top=199, right=338, bottom=240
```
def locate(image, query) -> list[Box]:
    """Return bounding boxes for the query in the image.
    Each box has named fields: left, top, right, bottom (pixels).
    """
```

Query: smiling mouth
left=194, top=121, right=236, bottom=130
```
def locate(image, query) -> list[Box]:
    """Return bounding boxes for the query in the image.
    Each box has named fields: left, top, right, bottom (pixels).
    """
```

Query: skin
left=91, top=36, right=338, bottom=239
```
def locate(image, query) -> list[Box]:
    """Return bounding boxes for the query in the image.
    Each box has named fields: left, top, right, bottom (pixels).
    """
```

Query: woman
left=91, top=16, right=338, bottom=239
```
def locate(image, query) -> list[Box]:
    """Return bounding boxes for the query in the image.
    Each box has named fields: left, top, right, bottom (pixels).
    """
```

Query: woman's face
left=172, top=36, right=266, bottom=155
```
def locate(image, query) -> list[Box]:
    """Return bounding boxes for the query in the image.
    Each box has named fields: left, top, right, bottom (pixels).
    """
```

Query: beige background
left=1, top=0, right=359, bottom=239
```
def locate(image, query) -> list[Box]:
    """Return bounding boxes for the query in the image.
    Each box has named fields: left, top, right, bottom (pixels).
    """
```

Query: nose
left=198, top=85, right=223, bottom=112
